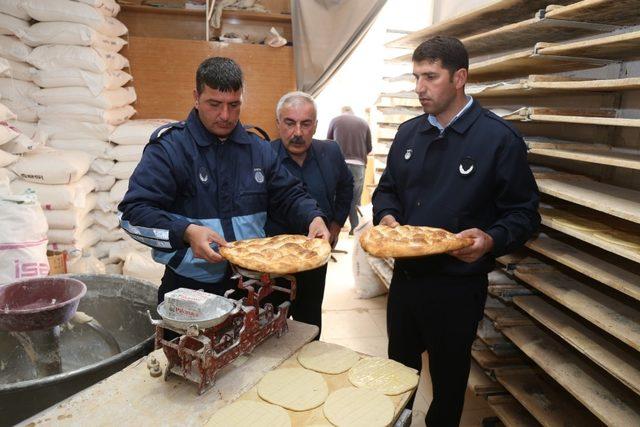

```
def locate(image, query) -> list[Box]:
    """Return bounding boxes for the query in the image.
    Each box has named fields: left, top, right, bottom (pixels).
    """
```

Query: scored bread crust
left=360, top=225, right=473, bottom=258
left=219, top=234, right=332, bottom=275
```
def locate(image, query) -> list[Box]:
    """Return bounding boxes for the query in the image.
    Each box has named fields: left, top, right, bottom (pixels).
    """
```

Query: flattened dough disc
left=348, top=357, right=419, bottom=395
left=205, top=400, right=290, bottom=427
left=257, top=368, right=329, bottom=411
left=298, top=341, right=360, bottom=374
left=323, top=387, right=394, bottom=427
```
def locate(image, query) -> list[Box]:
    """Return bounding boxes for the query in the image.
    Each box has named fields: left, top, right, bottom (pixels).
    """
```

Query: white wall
left=314, top=0, right=433, bottom=139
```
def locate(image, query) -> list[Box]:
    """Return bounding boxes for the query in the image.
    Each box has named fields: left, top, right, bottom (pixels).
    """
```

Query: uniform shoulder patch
left=483, top=110, right=522, bottom=138
left=149, top=121, right=185, bottom=143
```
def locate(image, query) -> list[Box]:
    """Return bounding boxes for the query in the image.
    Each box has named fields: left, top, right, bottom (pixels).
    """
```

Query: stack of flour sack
left=0, top=0, right=166, bottom=283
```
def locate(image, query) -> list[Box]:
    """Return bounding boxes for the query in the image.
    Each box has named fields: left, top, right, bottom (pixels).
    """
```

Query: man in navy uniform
left=372, top=36, right=539, bottom=426
left=118, top=57, right=329, bottom=303
left=266, top=91, right=353, bottom=335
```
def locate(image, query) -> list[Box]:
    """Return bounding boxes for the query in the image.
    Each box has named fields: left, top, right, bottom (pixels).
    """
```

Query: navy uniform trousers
left=387, top=268, right=487, bottom=427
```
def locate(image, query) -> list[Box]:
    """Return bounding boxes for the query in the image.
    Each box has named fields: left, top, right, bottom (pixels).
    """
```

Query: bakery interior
left=1, top=0, right=640, bottom=426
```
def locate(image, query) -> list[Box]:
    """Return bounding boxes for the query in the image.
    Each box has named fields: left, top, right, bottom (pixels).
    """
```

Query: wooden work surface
left=21, top=320, right=318, bottom=427
left=487, top=395, right=539, bottom=427
left=234, top=351, right=414, bottom=426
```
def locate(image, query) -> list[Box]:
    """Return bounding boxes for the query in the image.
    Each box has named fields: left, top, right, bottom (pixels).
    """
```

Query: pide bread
left=219, top=234, right=331, bottom=275
left=360, top=225, right=473, bottom=258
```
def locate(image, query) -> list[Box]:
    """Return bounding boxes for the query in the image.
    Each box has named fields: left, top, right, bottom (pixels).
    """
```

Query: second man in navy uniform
left=266, top=91, right=354, bottom=336
left=118, top=57, right=330, bottom=303
left=373, top=36, right=540, bottom=426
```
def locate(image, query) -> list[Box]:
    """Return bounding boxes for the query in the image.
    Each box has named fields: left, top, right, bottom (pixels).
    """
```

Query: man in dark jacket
left=118, top=57, right=329, bottom=303
left=266, top=91, right=354, bottom=335
left=372, top=37, right=540, bottom=426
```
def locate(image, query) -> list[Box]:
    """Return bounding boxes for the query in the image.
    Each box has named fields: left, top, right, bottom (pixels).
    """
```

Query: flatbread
left=205, top=400, right=290, bottom=427
left=348, top=357, right=419, bottom=395
left=594, top=229, right=640, bottom=250
left=323, top=387, right=395, bottom=427
left=220, top=234, right=331, bottom=275
left=360, top=225, right=473, bottom=258
left=257, top=368, right=329, bottom=411
left=297, top=341, right=360, bottom=374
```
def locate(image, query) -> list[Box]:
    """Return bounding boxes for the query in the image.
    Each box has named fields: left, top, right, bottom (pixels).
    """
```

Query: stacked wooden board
left=382, top=0, right=640, bottom=425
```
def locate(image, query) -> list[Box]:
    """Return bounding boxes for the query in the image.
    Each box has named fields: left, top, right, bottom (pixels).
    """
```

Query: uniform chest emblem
left=459, top=156, right=476, bottom=176
left=404, top=149, right=413, bottom=160
left=254, top=168, right=265, bottom=183
left=198, top=166, right=209, bottom=183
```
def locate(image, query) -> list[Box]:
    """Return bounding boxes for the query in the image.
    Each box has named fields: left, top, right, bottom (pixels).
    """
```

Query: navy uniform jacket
left=266, top=138, right=354, bottom=236
left=118, top=109, right=323, bottom=284
left=372, top=100, right=540, bottom=278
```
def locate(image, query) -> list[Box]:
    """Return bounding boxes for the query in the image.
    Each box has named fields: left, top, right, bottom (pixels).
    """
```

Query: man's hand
left=379, top=214, right=399, bottom=228
left=307, top=216, right=330, bottom=241
left=448, top=228, right=494, bottom=263
left=328, top=221, right=341, bottom=248
left=184, top=224, right=228, bottom=263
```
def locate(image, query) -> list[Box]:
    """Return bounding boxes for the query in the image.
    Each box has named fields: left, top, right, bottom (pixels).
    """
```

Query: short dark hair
left=412, top=36, right=469, bottom=76
left=196, top=57, right=243, bottom=93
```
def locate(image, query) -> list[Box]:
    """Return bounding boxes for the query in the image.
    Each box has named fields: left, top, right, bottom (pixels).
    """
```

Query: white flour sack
left=0, top=78, right=39, bottom=101
left=0, top=191, right=49, bottom=285
left=7, top=120, right=37, bottom=138
left=27, top=45, right=129, bottom=74
left=10, top=175, right=96, bottom=210
left=0, top=122, right=39, bottom=154
left=18, top=22, right=127, bottom=53
left=38, top=120, right=115, bottom=141
left=44, top=193, right=97, bottom=229
left=0, top=103, right=17, bottom=121
left=47, top=139, right=113, bottom=160
left=0, top=121, right=20, bottom=146
left=110, top=161, right=138, bottom=180
left=33, top=86, right=137, bottom=109
left=77, top=0, right=121, bottom=17
left=0, top=35, right=32, bottom=62
left=0, top=12, right=30, bottom=37
left=2, top=99, right=37, bottom=123
left=0, top=57, right=8, bottom=75
left=108, top=144, right=144, bottom=162
left=86, top=171, right=115, bottom=191
left=37, top=104, right=136, bottom=126
left=21, top=0, right=128, bottom=37
left=32, top=68, right=132, bottom=96
left=11, top=148, right=95, bottom=184
left=0, top=0, right=30, bottom=21
left=110, top=119, right=175, bottom=145
left=0, top=149, right=18, bottom=168
left=1, top=59, right=36, bottom=82
left=48, top=226, right=100, bottom=252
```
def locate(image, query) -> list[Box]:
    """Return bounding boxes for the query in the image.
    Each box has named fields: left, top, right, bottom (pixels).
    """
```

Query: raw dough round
left=323, top=387, right=394, bottom=427
left=257, top=368, right=329, bottom=411
left=348, top=357, right=419, bottom=395
left=298, top=341, right=360, bottom=374
left=205, top=400, right=290, bottom=427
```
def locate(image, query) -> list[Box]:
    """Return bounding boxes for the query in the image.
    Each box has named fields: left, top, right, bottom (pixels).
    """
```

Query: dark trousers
left=387, top=269, right=487, bottom=427
left=265, top=264, right=328, bottom=339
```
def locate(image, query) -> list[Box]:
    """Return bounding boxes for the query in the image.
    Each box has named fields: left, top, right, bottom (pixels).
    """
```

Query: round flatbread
left=297, top=341, right=360, bottom=374
left=348, top=357, right=419, bottom=395
left=220, top=235, right=331, bottom=275
left=323, top=387, right=394, bottom=427
left=360, top=225, right=473, bottom=258
left=257, top=368, right=329, bottom=411
left=205, top=400, right=290, bottom=427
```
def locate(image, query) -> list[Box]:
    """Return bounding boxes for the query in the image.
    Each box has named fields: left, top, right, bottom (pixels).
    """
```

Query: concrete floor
left=321, top=234, right=495, bottom=427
